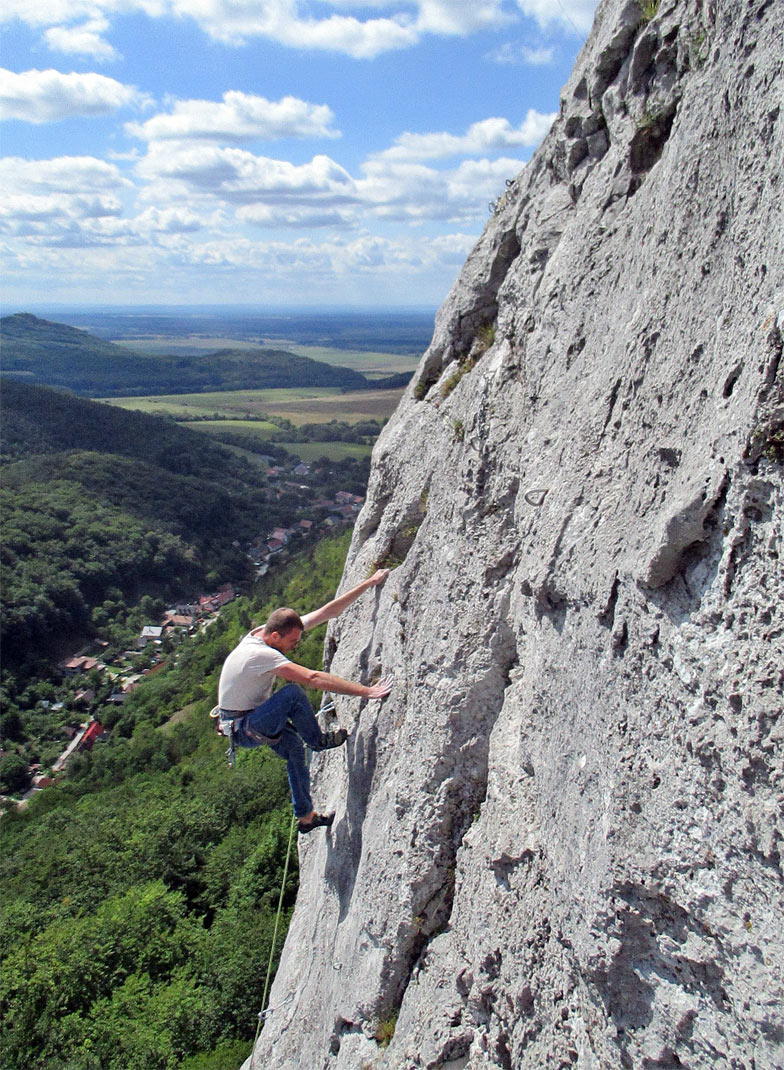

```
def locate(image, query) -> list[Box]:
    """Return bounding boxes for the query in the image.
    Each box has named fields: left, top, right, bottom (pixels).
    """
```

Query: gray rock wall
left=249, top=0, right=783, bottom=1066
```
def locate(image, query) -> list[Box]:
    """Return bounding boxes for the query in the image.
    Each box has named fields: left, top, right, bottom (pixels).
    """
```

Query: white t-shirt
left=218, top=633, right=291, bottom=712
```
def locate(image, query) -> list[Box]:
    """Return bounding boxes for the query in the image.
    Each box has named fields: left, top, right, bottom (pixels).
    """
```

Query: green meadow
left=182, top=418, right=281, bottom=435
left=191, top=427, right=373, bottom=461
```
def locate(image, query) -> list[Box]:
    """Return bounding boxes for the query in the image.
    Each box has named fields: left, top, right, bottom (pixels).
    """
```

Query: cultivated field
left=275, top=343, right=419, bottom=378
left=99, top=386, right=406, bottom=426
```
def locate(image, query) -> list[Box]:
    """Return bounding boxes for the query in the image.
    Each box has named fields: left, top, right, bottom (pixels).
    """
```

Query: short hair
left=263, top=607, right=304, bottom=636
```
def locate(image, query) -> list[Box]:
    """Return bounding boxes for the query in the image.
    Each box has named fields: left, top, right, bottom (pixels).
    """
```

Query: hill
left=0, top=313, right=372, bottom=396
left=0, top=376, right=261, bottom=469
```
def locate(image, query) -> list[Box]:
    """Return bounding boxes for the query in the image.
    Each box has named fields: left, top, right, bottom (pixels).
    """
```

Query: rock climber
left=216, top=569, right=393, bottom=834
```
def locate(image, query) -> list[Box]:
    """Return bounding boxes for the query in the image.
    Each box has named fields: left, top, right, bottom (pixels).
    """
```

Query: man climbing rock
left=216, top=570, right=393, bottom=834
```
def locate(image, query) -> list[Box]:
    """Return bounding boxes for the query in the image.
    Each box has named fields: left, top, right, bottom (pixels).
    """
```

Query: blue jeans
left=232, top=683, right=322, bottom=818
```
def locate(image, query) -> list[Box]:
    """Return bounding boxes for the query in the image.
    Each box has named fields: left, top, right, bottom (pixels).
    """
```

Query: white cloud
left=0, top=68, right=144, bottom=122
left=127, top=91, right=339, bottom=143
left=486, top=39, right=556, bottom=65
left=236, top=203, right=355, bottom=229
left=427, top=230, right=478, bottom=263
left=44, top=18, right=119, bottom=62
left=0, top=192, right=123, bottom=236
left=0, top=0, right=599, bottom=60
left=0, top=194, right=72, bottom=223
left=413, top=0, right=508, bottom=35
left=514, top=0, right=598, bottom=35
left=358, top=153, right=524, bottom=224
left=376, top=110, right=555, bottom=162
left=358, top=158, right=452, bottom=220
left=136, top=144, right=358, bottom=205
left=446, top=155, right=523, bottom=202
left=175, top=232, right=437, bottom=276
left=0, top=112, right=530, bottom=270
left=167, top=0, right=419, bottom=57
left=0, top=0, right=168, bottom=28
left=0, top=225, right=476, bottom=304
left=134, top=121, right=531, bottom=229
left=134, top=205, right=208, bottom=233
left=128, top=133, right=521, bottom=233
left=0, top=155, right=130, bottom=193
left=0, top=154, right=131, bottom=242
left=1, top=3, right=418, bottom=58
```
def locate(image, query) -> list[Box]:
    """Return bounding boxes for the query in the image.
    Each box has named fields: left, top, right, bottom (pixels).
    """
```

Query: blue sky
left=1, top=1, right=599, bottom=309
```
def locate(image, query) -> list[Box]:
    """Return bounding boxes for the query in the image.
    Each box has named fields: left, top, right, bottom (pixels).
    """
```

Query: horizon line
left=2, top=303, right=439, bottom=316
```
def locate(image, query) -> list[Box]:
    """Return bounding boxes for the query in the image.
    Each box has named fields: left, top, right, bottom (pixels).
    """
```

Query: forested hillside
left=0, top=381, right=279, bottom=668
left=0, top=535, right=351, bottom=1070
left=0, top=314, right=371, bottom=396
left=0, top=376, right=273, bottom=467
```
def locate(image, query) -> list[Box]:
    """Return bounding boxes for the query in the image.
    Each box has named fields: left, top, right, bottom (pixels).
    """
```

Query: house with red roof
left=80, top=721, right=105, bottom=751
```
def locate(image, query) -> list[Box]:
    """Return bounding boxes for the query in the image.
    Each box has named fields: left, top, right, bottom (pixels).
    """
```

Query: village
left=0, top=478, right=365, bottom=810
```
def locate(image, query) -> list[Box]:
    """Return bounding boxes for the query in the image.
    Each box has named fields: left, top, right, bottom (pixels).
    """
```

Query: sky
left=1, top=0, right=600, bottom=310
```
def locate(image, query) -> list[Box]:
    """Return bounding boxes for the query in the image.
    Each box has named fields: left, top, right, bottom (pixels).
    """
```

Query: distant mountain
left=0, top=313, right=372, bottom=396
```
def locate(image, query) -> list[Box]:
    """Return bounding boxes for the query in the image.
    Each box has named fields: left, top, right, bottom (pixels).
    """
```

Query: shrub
left=639, top=0, right=660, bottom=24
left=374, top=1011, right=398, bottom=1047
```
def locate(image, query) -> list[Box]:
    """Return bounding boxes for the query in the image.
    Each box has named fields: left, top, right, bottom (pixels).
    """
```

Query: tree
left=0, top=711, right=24, bottom=743
left=0, top=754, right=30, bottom=795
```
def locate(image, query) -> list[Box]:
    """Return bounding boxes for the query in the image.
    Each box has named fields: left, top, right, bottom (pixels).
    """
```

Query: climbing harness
left=209, top=706, right=237, bottom=766
left=210, top=706, right=281, bottom=767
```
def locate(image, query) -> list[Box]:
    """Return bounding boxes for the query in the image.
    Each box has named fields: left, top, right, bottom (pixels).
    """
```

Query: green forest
left=0, top=314, right=409, bottom=397
left=0, top=533, right=352, bottom=1070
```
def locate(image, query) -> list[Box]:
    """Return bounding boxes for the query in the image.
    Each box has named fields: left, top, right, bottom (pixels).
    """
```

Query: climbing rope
left=251, top=693, right=336, bottom=1055
left=254, top=809, right=298, bottom=1046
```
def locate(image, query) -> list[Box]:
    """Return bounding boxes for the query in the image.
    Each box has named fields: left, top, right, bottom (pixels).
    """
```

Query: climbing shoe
left=316, top=728, right=348, bottom=750
left=298, top=812, right=335, bottom=834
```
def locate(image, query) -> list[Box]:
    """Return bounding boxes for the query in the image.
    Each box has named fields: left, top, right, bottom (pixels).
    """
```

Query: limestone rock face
left=249, top=1, right=783, bottom=1067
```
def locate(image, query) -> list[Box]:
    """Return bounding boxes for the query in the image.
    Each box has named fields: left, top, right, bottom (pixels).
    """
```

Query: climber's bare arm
left=275, top=661, right=393, bottom=699
left=301, top=569, right=390, bottom=631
